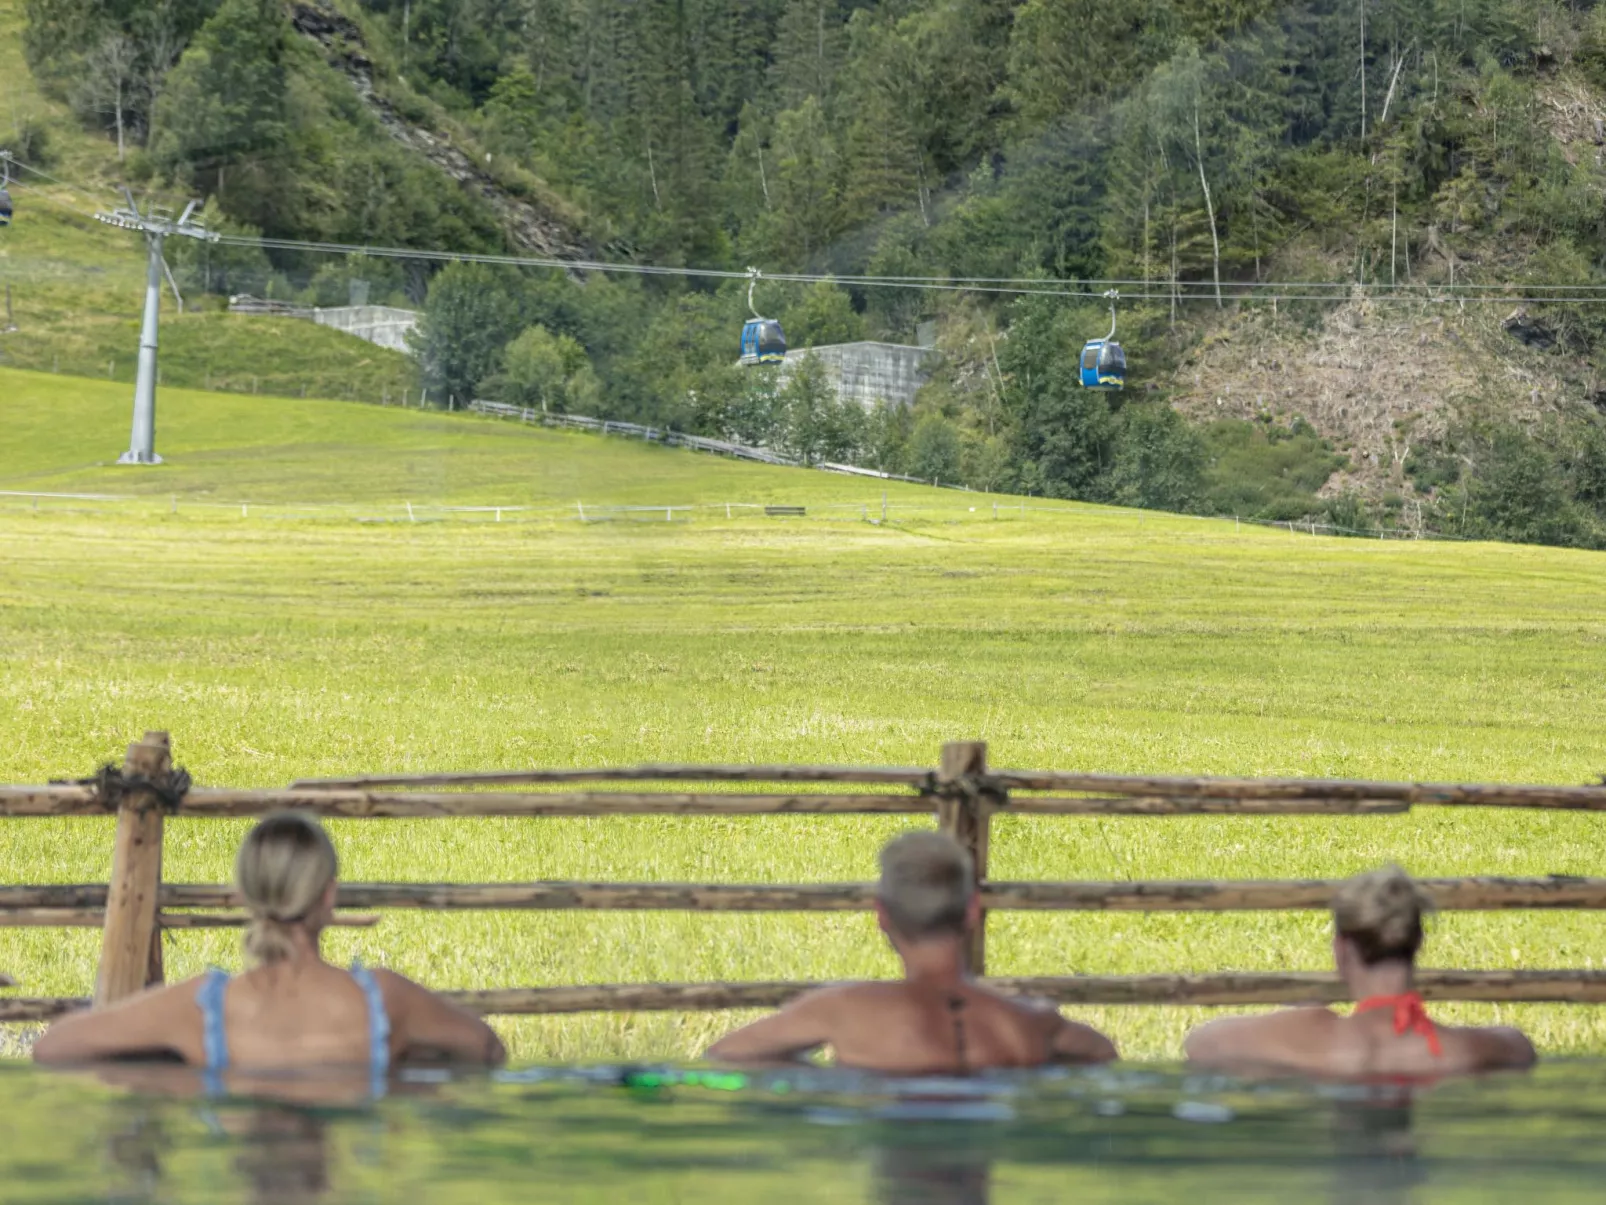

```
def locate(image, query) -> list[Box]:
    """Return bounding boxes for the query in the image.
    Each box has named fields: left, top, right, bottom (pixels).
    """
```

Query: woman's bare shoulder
left=364, top=967, right=460, bottom=1014
left=1185, top=1006, right=1341, bottom=1068
left=365, top=966, right=422, bottom=1002
left=1441, top=1022, right=1538, bottom=1070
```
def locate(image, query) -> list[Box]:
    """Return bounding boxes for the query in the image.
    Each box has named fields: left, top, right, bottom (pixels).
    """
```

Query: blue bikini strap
left=350, top=963, right=391, bottom=1088
left=196, top=968, right=230, bottom=1096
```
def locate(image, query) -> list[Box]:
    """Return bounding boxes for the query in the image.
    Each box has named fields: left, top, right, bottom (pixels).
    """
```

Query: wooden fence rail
left=10, top=877, right=1606, bottom=916
left=3, top=731, right=1605, bottom=1024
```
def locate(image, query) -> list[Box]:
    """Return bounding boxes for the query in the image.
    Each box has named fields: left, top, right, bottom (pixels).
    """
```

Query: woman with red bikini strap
left=1182, top=865, right=1536, bottom=1078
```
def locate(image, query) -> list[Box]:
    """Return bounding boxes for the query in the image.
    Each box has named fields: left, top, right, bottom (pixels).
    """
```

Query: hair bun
left=235, top=813, right=339, bottom=965
left=1333, top=864, right=1431, bottom=965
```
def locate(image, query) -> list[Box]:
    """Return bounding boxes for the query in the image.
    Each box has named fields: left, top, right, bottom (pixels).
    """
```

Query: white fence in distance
left=0, top=488, right=1461, bottom=540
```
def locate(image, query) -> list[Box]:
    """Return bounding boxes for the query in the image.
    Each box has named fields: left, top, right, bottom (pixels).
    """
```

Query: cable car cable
left=18, top=153, right=1606, bottom=304
left=203, top=232, right=1606, bottom=304
left=1, top=177, right=99, bottom=221
left=3, top=154, right=118, bottom=204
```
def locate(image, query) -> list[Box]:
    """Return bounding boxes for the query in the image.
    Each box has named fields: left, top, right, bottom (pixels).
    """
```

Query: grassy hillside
left=0, top=199, right=418, bottom=399
left=0, top=0, right=417, bottom=399
left=4, top=373, right=1606, bottom=1061
left=13, top=0, right=1606, bottom=549
left=0, top=368, right=950, bottom=504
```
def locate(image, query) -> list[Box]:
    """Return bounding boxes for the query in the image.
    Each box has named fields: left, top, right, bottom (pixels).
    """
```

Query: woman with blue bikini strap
left=34, top=812, right=506, bottom=1072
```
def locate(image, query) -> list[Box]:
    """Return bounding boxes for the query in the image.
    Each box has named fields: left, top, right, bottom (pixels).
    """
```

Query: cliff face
left=1163, top=300, right=1588, bottom=499
left=288, top=1, right=586, bottom=262
left=1158, top=68, right=1606, bottom=504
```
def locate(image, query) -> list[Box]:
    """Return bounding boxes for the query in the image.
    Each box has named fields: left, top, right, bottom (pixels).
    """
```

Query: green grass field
left=4, top=367, right=1606, bottom=1062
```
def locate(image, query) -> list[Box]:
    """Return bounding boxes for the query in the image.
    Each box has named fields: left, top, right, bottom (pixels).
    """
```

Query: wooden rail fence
left=5, top=731, right=1606, bottom=1025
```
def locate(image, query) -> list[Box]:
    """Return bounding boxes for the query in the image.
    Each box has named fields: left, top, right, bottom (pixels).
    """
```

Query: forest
left=20, top=0, right=1606, bottom=544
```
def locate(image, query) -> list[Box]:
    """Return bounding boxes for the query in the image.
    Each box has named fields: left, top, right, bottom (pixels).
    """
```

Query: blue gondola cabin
left=0, top=187, right=11, bottom=227
left=740, top=318, right=787, bottom=365
left=1079, top=338, right=1125, bottom=390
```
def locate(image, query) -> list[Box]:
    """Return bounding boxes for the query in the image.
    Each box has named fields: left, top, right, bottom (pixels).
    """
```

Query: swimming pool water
left=1, top=1060, right=1601, bottom=1203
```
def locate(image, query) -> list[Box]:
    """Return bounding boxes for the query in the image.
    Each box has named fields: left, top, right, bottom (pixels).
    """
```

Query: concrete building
left=778, top=341, right=935, bottom=409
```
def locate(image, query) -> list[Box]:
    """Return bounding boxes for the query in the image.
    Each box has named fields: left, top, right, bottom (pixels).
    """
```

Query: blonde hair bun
left=235, top=812, right=339, bottom=965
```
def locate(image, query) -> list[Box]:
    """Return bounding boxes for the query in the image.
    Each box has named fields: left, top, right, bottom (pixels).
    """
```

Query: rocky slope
left=289, top=1, right=586, bottom=261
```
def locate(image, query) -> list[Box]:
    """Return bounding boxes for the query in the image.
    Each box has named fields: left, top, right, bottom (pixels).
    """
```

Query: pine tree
left=769, top=0, right=846, bottom=114
left=767, top=95, right=844, bottom=262
left=148, top=0, right=291, bottom=223
left=1003, top=0, right=1178, bottom=132
left=839, top=77, right=924, bottom=225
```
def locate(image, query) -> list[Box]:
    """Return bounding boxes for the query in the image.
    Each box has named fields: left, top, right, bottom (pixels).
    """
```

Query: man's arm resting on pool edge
left=1050, top=1015, right=1119, bottom=1064
left=705, top=988, right=838, bottom=1065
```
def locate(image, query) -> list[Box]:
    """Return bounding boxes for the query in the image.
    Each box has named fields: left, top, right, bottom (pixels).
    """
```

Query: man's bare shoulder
left=779, top=981, right=899, bottom=1014
left=968, top=983, right=1056, bottom=1011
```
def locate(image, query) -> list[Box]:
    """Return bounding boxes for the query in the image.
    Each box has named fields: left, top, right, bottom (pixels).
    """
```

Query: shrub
left=1201, top=418, right=1347, bottom=520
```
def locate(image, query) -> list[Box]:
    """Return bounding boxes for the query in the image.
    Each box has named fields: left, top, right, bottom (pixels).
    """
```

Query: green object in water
left=620, top=1069, right=750, bottom=1093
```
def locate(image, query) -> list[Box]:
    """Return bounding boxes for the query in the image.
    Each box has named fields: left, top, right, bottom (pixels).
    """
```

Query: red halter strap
left=1354, top=992, right=1442, bottom=1056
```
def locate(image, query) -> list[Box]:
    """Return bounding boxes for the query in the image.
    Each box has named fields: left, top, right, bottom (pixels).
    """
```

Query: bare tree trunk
left=816, top=1, right=826, bottom=97
left=756, top=139, right=770, bottom=208
left=1359, top=0, right=1367, bottom=138
left=1252, top=192, right=1261, bottom=280
left=1390, top=180, right=1398, bottom=286
left=984, top=328, right=1006, bottom=436
left=646, top=139, right=661, bottom=209
left=114, top=83, right=125, bottom=161
left=1379, top=48, right=1407, bottom=127
left=1142, top=191, right=1151, bottom=288
left=1193, top=103, right=1223, bottom=309
left=1170, top=216, right=1179, bottom=329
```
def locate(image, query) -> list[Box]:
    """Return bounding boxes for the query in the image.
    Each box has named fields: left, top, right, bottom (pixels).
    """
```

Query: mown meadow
left=3, top=369, right=1606, bottom=1061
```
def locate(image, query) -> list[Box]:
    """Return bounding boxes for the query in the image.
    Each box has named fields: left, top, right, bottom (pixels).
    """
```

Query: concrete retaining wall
left=778, top=341, right=934, bottom=409
left=310, top=306, right=420, bottom=354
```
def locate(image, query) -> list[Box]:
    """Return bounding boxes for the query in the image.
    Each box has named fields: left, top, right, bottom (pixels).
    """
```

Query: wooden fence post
left=937, top=740, right=1003, bottom=976
left=94, top=732, right=171, bottom=1006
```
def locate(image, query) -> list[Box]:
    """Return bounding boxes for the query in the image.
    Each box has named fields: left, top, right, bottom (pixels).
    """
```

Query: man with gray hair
left=706, top=830, right=1117, bottom=1072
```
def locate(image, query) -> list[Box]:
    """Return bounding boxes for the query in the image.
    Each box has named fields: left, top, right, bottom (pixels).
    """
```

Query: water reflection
left=3, top=1060, right=1605, bottom=1204
left=92, top=1065, right=367, bottom=1205
left=233, top=1107, right=332, bottom=1205
left=1327, top=1091, right=1424, bottom=1205
left=105, top=1111, right=167, bottom=1205
left=868, top=1131, right=993, bottom=1205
